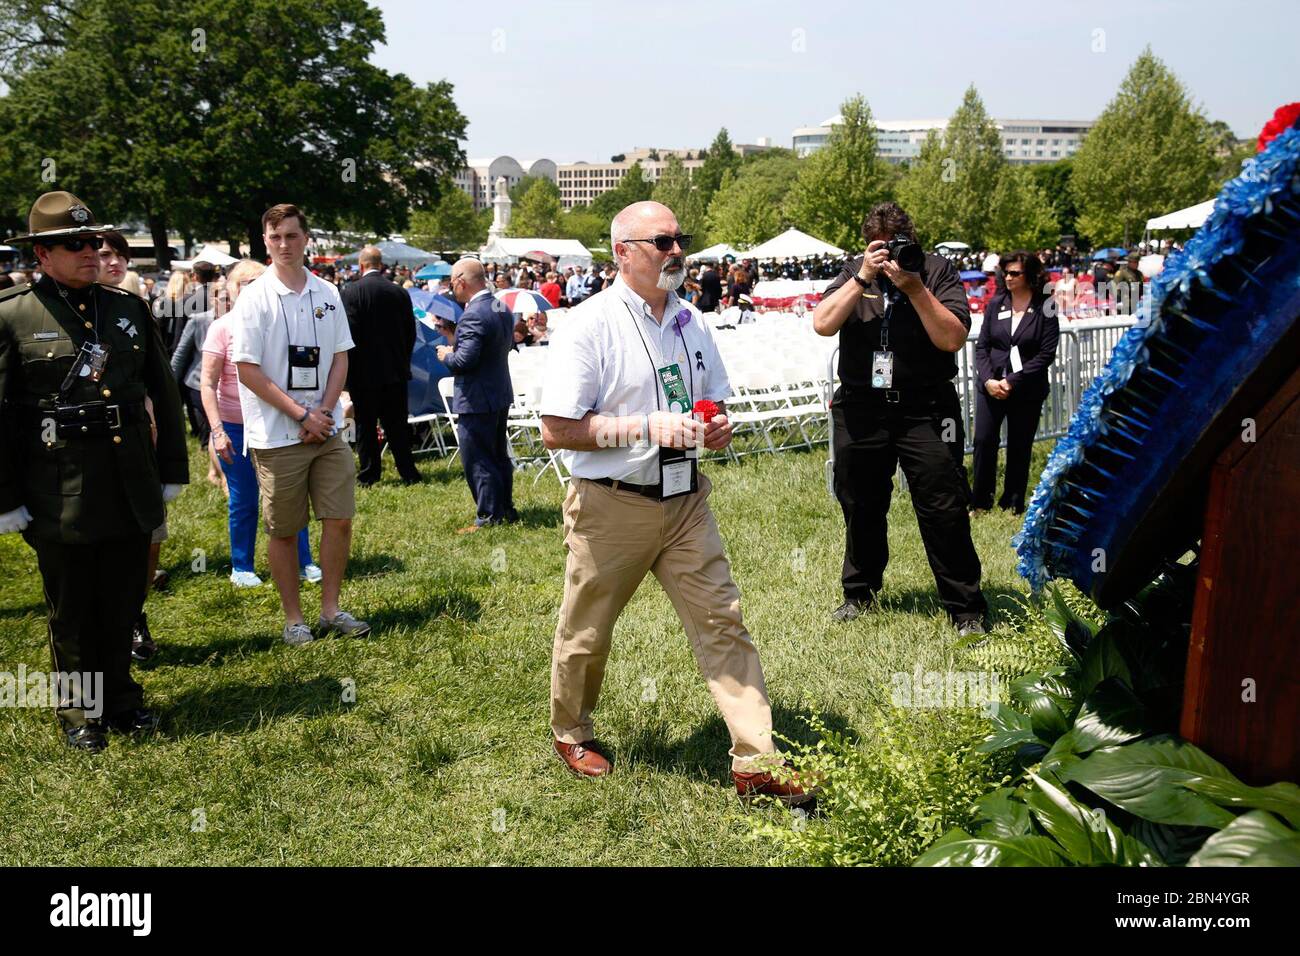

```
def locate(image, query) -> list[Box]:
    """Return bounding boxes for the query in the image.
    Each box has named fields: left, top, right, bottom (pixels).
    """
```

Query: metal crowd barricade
left=825, top=316, right=1138, bottom=497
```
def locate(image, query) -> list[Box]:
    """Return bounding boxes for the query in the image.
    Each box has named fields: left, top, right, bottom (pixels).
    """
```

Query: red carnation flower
left=693, top=399, right=720, bottom=423
left=1258, top=102, right=1300, bottom=153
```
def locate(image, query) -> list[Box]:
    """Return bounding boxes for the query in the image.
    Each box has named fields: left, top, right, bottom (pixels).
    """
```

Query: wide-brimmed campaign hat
left=7, top=190, right=115, bottom=243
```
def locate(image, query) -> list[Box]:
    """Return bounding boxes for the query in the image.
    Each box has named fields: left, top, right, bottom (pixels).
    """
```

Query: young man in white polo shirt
left=233, top=203, right=370, bottom=645
left=538, top=200, right=812, bottom=806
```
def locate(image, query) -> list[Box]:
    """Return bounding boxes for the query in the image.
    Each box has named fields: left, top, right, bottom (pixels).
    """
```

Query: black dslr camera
left=886, top=234, right=925, bottom=272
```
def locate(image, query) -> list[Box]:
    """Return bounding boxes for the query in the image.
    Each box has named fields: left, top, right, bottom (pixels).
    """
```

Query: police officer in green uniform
left=0, top=191, right=189, bottom=751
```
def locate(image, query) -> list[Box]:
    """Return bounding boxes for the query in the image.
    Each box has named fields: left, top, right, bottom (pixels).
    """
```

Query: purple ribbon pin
left=673, top=308, right=692, bottom=336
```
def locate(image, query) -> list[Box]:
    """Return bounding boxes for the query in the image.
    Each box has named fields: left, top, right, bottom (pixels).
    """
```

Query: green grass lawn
left=0, top=438, right=1054, bottom=866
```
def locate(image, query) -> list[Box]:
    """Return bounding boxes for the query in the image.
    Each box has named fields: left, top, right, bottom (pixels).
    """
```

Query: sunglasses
left=1003, top=269, right=1024, bottom=277
left=45, top=236, right=105, bottom=252
left=625, top=234, right=693, bottom=253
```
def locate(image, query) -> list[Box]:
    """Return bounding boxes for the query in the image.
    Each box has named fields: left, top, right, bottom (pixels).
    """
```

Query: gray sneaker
left=318, top=611, right=372, bottom=638
left=282, top=621, right=315, bottom=646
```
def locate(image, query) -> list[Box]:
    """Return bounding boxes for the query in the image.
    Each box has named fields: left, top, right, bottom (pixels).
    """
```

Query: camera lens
left=888, top=235, right=925, bottom=272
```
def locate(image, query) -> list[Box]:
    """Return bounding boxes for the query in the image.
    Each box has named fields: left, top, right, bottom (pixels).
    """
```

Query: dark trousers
left=831, top=388, right=986, bottom=622
left=23, top=530, right=150, bottom=727
left=184, top=385, right=211, bottom=447
left=971, top=385, right=1047, bottom=511
left=353, top=381, right=419, bottom=485
left=457, top=409, right=517, bottom=524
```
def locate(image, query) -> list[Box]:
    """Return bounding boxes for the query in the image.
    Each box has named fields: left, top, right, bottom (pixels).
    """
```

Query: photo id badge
left=657, top=363, right=690, bottom=414
left=659, top=446, right=697, bottom=500
left=871, top=350, right=894, bottom=389
left=288, top=345, right=320, bottom=390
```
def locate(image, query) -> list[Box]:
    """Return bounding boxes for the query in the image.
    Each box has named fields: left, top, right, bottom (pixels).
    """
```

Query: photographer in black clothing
left=814, top=203, right=988, bottom=637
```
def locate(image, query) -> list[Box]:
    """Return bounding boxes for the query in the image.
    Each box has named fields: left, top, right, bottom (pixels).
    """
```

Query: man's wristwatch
left=297, top=407, right=309, bottom=423
left=852, top=273, right=870, bottom=290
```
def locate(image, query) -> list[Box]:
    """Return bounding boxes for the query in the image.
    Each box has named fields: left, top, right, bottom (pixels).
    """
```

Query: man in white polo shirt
left=539, top=200, right=812, bottom=806
left=233, top=203, right=370, bottom=645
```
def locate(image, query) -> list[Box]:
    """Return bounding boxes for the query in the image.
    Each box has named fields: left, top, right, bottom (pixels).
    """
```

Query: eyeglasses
left=624, top=234, right=693, bottom=253
left=1003, top=269, right=1024, bottom=277
left=47, top=236, right=105, bottom=252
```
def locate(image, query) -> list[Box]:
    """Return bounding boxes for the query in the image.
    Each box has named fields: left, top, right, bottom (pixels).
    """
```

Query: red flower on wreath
left=693, top=399, right=720, bottom=423
left=1258, top=103, right=1300, bottom=152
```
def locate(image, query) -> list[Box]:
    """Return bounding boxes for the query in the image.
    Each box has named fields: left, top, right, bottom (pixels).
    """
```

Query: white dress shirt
left=231, top=267, right=353, bottom=450
left=540, top=276, right=731, bottom=484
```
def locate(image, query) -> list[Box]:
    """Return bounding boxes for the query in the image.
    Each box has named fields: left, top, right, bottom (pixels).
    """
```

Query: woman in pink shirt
left=200, top=260, right=317, bottom=588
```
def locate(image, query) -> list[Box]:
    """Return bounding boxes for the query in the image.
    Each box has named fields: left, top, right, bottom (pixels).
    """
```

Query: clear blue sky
left=373, top=0, right=1294, bottom=162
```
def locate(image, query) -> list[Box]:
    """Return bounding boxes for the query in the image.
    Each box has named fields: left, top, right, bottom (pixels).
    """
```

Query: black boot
left=131, top=612, right=158, bottom=662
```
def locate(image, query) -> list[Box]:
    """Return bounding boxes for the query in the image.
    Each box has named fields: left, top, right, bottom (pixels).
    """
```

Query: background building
left=456, top=157, right=558, bottom=211
left=794, top=115, right=1093, bottom=163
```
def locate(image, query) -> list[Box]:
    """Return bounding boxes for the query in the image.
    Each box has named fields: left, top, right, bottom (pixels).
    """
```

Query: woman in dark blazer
left=971, top=251, right=1059, bottom=514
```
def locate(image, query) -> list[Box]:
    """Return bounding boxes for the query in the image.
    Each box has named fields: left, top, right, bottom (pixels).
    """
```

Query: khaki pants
left=550, top=474, right=778, bottom=771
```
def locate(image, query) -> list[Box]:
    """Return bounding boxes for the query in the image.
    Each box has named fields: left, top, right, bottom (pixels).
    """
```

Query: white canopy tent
left=740, top=228, right=843, bottom=261
left=1145, top=200, right=1215, bottom=232
left=687, top=242, right=741, bottom=261
left=171, top=242, right=240, bottom=270
left=935, top=241, right=970, bottom=251
left=479, top=237, right=592, bottom=267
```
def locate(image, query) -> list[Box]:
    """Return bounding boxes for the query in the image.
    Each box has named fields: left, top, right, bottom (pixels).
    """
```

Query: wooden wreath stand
left=1181, top=362, right=1300, bottom=784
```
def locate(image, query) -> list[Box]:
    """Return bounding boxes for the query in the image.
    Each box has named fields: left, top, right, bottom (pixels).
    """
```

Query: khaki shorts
left=250, top=433, right=356, bottom=537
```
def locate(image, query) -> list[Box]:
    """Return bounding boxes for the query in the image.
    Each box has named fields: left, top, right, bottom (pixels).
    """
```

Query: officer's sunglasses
left=45, top=236, right=105, bottom=252
left=625, top=234, right=693, bottom=253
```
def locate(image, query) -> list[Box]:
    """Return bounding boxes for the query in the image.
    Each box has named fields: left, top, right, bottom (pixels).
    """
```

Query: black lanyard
left=622, top=298, right=693, bottom=412
left=279, top=288, right=320, bottom=349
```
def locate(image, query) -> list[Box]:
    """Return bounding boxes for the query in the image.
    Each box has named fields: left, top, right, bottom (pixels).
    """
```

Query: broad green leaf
left=914, top=831, right=1068, bottom=867
left=1130, top=819, right=1217, bottom=866
left=1067, top=679, right=1149, bottom=753
left=1076, top=631, right=1133, bottom=703
left=1242, top=838, right=1300, bottom=866
left=1061, top=736, right=1238, bottom=829
left=1045, top=583, right=1098, bottom=660
left=1012, top=669, right=1075, bottom=742
left=1024, top=771, right=1121, bottom=865
left=1181, top=777, right=1300, bottom=829
left=976, top=703, right=1041, bottom=753
left=974, top=788, right=1033, bottom=839
left=1189, top=811, right=1300, bottom=867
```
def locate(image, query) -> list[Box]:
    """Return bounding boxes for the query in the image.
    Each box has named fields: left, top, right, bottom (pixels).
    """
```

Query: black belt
left=591, top=476, right=663, bottom=500
left=23, top=400, right=148, bottom=438
left=839, top=384, right=954, bottom=406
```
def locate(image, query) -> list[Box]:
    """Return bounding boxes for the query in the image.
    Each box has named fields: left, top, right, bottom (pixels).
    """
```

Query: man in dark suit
left=697, top=262, right=722, bottom=312
left=438, top=258, right=517, bottom=532
left=341, top=246, right=420, bottom=485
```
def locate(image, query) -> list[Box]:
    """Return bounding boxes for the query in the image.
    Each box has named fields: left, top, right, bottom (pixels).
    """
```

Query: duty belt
left=23, top=400, right=149, bottom=438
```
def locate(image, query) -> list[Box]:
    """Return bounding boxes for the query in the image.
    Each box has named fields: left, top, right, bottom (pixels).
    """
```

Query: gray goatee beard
left=657, top=258, right=686, bottom=291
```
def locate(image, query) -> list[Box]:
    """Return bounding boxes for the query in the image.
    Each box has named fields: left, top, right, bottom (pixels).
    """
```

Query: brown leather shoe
left=733, top=765, right=817, bottom=807
left=554, top=738, right=611, bottom=778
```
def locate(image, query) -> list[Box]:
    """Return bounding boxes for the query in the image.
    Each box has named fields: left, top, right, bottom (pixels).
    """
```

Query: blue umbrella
left=1092, top=247, right=1127, bottom=260
left=959, top=270, right=988, bottom=281
left=414, top=262, right=452, bottom=280
left=407, top=289, right=462, bottom=323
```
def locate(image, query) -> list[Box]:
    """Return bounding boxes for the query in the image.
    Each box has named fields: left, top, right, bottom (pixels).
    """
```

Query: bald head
left=450, top=256, right=486, bottom=304
left=359, top=245, right=383, bottom=270
left=611, top=201, right=687, bottom=299
left=611, top=201, right=678, bottom=259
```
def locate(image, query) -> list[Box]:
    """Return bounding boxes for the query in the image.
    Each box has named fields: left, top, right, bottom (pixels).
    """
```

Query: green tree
left=406, top=186, right=484, bottom=251
left=508, top=178, right=562, bottom=237
left=588, top=160, right=653, bottom=220
left=899, top=85, right=1005, bottom=249
left=705, top=154, right=802, bottom=248
left=0, top=0, right=468, bottom=265
left=784, top=94, right=894, bottom=250
left=694, top=127, right=742, bottom=209
left=651, top=154, right=706, bottom=243
left=559, top=206, right=608, bottom=249
left=1070, top=47, right=1218, bottom=245
left=1028, top=159, right=1079, bottom=240
left=986, top=166, right=1061, bottom=251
